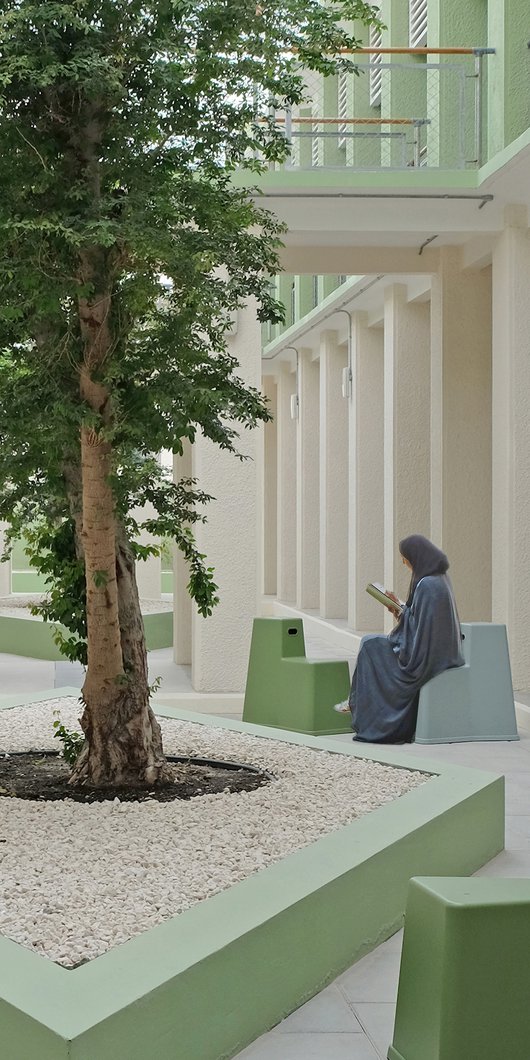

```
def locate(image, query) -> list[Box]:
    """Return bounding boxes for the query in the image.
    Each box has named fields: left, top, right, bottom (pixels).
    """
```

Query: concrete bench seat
left=242, top=617, right=351, bottom=735
left=389, top=877, right=530, bottom=1060
left=415, top=622, right=518, bottom=744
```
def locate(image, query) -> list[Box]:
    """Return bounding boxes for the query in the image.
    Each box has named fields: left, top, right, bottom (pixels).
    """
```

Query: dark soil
left=0, top=752, right=273, bottom=804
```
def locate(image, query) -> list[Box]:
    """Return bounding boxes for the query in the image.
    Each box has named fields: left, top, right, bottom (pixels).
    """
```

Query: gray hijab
left=399, top=534, right=449, bottom=607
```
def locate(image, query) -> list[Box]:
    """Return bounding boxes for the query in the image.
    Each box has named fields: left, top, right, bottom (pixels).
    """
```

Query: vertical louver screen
left=311, top=117, right=320, bottom=166
left=369, top=23, right=382, bottom=105
left=338, top=72, right=349, bottom=147
left=409, top=0, right=427, bottom=47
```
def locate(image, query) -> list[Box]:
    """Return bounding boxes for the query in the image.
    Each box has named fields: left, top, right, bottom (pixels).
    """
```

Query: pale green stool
left=415, top=623, right=518, bottom=743
left=242, top=618, right=351, bottom=735
left=389, top=877, right=530, bottom=1060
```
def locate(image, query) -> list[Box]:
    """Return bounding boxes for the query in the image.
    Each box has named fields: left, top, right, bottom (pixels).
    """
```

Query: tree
left=0, top=0, right=380, bottom=788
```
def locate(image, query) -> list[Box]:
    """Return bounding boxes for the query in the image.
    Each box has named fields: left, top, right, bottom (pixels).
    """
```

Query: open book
left=366, top=582, right=405, bottom=614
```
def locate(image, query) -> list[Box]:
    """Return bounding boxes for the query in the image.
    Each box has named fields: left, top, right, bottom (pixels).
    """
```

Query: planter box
left=0, top=691, right=504, bottom=1060
left=0, top=610, right=173, bottom=660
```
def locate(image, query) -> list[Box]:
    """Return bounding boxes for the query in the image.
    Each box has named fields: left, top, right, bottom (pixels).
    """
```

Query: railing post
left=413, top=121, right=421, bottom=168
left=474, top=52, right=482, bottom=167
left=284, top=106, right=292, bottom=168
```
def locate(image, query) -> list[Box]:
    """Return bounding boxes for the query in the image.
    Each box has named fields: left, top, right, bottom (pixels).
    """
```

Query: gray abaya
left=349, top=573, right=464, bottom=743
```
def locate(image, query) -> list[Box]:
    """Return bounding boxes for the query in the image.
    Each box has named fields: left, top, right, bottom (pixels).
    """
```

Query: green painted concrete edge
left=142, top=610, right=173, bottom=650
left=235, top=127, right=530, bottom=196
left=478, top=125, right=530, bottom=184
left=234, top=168, right=479, bottom=191
left=0, top=691, right=504, bottom=1060
left=0, top=686, right=81, bottom=709
left=0, top=610, right=172, bottom=660
left=0, top=615, right=65, bottom=660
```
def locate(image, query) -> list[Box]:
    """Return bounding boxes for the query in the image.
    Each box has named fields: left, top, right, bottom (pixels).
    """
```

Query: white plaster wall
left=430, top=248, right=492, bottom=620
left=173, top=442, right=192, bottom=666
left=492, top=207, right=530, bottom=689
left=384, top=284, right=431, bottom=609
left=0, top=522, right=11, bottom=595
left=296, top=349, right=320, bottom=610
left=131, top=502, right=162, bottom=600
left=262, top=376, right=277, bottom=596
left=277, top=365, right=297, bottom=603
left=191, top=304, right=262, bottom=693
left=348, top=315, right=385, bottom=632
left=319, top=331, right=348, bottom=618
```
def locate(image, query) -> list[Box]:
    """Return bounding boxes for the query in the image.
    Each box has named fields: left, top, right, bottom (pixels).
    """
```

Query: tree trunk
left=69, top=431, right=171, bottom=788
left=69, top=282, right=170, bottom=788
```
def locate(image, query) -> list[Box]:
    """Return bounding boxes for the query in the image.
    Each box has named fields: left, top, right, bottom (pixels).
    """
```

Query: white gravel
left=0, top=698, right=428, bottom=967
left=0, top=595, right=173, bottom=619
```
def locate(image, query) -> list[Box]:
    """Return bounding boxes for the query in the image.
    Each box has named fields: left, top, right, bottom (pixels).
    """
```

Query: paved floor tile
left=474, top=848, right=530, bottom=876
left=371, top=931, right=403, bottom=954
left=235, top=1031, right=381, bottom=1059
left=502, top=772, right=530, bottom=814
left=335, top=950, right=401, bottom=1004
left=504, top=815, right=530, bottom=848
left=0, top=653, right=54, bottom=694
left=353, top=1002, right=397, bottom=1058
left=275, top=986, right=362, bottom=1033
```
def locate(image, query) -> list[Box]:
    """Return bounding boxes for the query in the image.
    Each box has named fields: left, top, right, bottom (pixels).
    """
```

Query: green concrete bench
left=389, top=876, right=530, bottom=1060
left=415, top=622, right=518, bottom=744
left=242, top=617, right=352, bottom=735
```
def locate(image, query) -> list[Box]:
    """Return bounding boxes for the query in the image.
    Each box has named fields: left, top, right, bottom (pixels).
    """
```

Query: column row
left=268, top=254, right=493, bottom=637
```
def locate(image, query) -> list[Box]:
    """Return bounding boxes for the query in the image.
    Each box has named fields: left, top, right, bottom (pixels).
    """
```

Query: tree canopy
left=0, top=0, right=381, bottom=785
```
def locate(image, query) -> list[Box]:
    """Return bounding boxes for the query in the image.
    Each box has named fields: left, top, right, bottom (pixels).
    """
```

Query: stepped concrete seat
left=415, top=622, right=518, bottom=744
left=389, top=877, right=530, bottom=1060
left=242, top=617, right=351, bottom=736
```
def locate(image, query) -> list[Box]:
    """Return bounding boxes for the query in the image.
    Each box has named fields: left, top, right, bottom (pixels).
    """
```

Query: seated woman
left=336, top=534, right=464, bottom=744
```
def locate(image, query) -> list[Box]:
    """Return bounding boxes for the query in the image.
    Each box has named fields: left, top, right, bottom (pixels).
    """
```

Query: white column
left=492, top=207, right=530, bottom=689
left=173, top=442, right=192, bottom=665
left=430, top=246, right=492, bottom=619
left=348, top=314, right=385, bottom=632
left=384, top=284, right=431, bottom=608
left=191, top=304, right=261, bottom=692
left=0, top=523, right=11, bottom=595
left=319, top=330, right=348, bottom=618
left=296, top=348, right=320, bottom=610
left=133, top=502, right=162, bottom=601
left=276, top=364, right=297, bottom=603
left=262, top=376, right=277, bottom=597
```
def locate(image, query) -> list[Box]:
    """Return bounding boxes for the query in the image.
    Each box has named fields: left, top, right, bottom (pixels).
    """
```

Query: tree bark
left=69, top=279, right=170, bottom=788
left=65, top=462, right=169, bottom=786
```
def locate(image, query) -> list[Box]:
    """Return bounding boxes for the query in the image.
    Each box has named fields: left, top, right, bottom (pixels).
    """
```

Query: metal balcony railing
left=259, top=48, right=495, bottom=172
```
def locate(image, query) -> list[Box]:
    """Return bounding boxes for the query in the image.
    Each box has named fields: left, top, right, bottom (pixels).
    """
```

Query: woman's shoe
left=333, top=700, right=351, bottom=714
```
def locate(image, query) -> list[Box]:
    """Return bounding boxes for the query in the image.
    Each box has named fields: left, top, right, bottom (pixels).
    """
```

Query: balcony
left=260, top=49, right=495, bottom=173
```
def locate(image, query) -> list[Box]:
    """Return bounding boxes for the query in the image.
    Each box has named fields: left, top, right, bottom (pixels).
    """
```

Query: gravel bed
left=0, top=698, right=428, bottom=967
left=0, top=595, right=172, bottom=619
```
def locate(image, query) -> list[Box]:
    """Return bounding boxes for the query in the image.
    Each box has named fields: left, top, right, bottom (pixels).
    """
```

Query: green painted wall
left=488, top=0, right=529, bottom=156
left=9, top=535, right=172, bottom=598
left=161, top=571, right=173, bottom=594
left=382, top=0, right=428, bottom=167
left=428, top=0, right=488, bottom=167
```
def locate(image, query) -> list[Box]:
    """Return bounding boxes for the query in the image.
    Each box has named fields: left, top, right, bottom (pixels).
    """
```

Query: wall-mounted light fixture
left=335, top=309, right=353, bottom=399
left=283, top=346, right=300, bottom=419
left=341, top=365, right=352, bottom=399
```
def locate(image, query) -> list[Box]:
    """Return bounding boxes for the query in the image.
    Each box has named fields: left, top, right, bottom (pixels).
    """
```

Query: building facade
left=178, top=0, right=530, bottom=698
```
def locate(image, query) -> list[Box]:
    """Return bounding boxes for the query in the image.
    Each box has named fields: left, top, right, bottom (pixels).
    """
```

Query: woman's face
left=401, top=554, right=413, bottom=571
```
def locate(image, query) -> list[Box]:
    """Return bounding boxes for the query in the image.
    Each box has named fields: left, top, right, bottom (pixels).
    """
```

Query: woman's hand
left=385, top=590, right=402, bottom=620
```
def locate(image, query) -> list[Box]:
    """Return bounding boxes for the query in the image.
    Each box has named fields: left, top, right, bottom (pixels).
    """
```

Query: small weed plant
left=52, top=710, right=84, bottom=766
